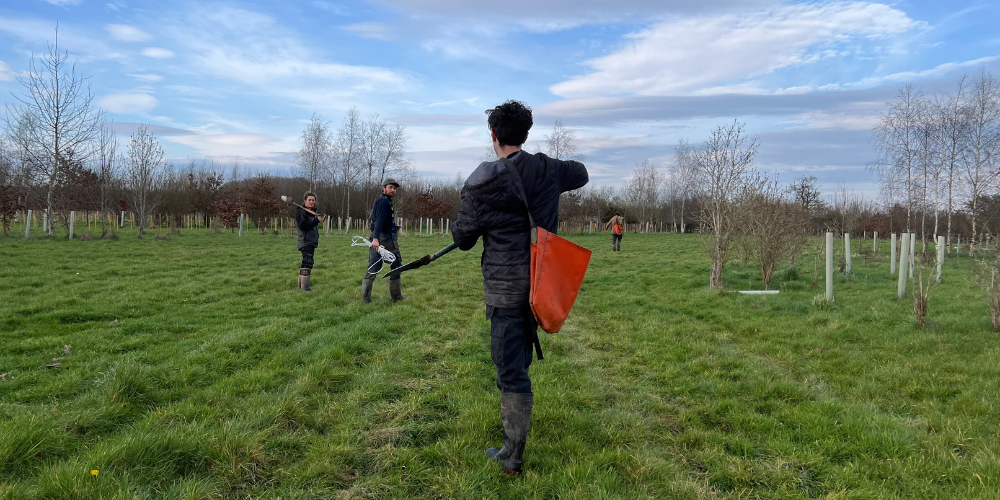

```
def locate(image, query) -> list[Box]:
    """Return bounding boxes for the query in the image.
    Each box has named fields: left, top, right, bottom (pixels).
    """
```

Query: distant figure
left=605, top=213, right=624, bottom=252
left=452, top=100, right=588, bottom=475
left=362, top=178, right=405, bottom=303
left=296, top=192, right=325, bottom=291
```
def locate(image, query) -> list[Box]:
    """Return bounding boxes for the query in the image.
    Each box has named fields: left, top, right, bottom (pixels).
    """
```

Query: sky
left=0, top=0, right=998, bottom=197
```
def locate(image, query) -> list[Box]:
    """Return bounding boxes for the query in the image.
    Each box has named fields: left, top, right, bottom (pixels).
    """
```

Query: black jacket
left=451, top=151, right=589, bottom=307
left=369, top=194, right=398, bottom=240
left=296, top=207, right=320, bottom=250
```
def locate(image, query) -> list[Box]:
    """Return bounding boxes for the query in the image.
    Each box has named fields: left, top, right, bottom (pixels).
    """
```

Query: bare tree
left=297, top=113, right=333, bottom=193
left=935, top=77, right=969, bottom=252
left=95, top=121, right=118, bottom=238
left=962, top=70, right=1000, bottom=257
left=544, top=120, right=581, bottom=160
left=334, top=107, right=363, bottom=219
left=4, top=27, right=104, bottom=236
left=872, top=84, right=924, bottom=234
left=742, top=177, right=808, bottom=288
left=670, top=139, right=698, bottom=232
left=123, top=124, right=165, bottom=237
left=621, top=159, right=662, bottom=225
left=696, top=120, right=759, bottom=289
left=359, top=114, right=407, bottom=210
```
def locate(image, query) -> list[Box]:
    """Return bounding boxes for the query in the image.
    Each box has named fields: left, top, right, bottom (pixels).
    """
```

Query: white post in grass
left=897, top=234, right=910, bottom=298
left=446, top=218, right=450, bottom=235
left=909, top=233, right=916, bottom=279
left=844, top=233, right=851, bottom=275
left=42, top=211, right=48, bottom=233
left=24, top=209, right=31, bottom=238
left=874, top=231, right=878, bottom=251
left=239, top=213, right=244, bottom=236
left=937, top=236, right=945, bottom=283
left=69, top=211, right=75, bottom=240
left=890, top=234, right=897, bottom=275
left=121, top=211, right=125, bottom=227
left=826, top=232, right=834, bottom=301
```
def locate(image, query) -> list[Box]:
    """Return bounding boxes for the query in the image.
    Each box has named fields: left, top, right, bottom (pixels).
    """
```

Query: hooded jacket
left=451, top=151, right=588, bottom=308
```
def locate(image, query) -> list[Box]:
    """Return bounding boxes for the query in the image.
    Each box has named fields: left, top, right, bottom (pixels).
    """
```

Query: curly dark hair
left=303, top=192, right=316, bottom=201
left=486, top=100, right=533, bottom=147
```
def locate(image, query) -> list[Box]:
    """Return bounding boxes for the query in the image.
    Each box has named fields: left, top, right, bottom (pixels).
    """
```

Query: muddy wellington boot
left=299, top=268, right=312, bottom=292
left=361, top=276, right=374, bottom=303
left=390, top=279, right=407, bottom=303
left=485, top=392, right=533, bottom=474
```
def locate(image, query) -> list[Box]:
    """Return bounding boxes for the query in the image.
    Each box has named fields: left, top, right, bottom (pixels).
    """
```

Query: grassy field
left=1, top=225, right=998, bottom=499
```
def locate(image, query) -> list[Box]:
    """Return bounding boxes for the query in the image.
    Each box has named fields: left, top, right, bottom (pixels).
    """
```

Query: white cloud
left=106, top=24, right=152, bottom=42
left=847, top=55, right=1000, bottom=88
left=163, top=6, right=408, bottom=110
left=342, top=22, right=393, bottom=41
left=99, top=93, right=159, bottom=114
left=312, top=1, right=348, bottom=15
left=128, top=73, right=163, bottom=82
left=164, top=132, right=293, bottom=158
left=141, top=47, right=175, bottom=59
left=550, top=1, right=917, bottom=97
left=0, top=60, right=14, bottom=81
left=40, top=0, right=81, bottom=5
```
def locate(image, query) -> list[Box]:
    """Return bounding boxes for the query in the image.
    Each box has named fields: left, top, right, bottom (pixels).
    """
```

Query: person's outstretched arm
left=452, top=186, right=485, bottom=251
left=557, top=160, right=589, bottom=193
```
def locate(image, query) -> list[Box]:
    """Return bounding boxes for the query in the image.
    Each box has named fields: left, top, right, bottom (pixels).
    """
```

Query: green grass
left=1, top=226, right=998, bottom=499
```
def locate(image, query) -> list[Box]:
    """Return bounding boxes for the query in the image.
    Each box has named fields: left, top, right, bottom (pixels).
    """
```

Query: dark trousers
left=612, top=233, right=622, bottom=251
left=365, top=239, right=402, bottom=281
left=487, top=306, right=542, bottom=394
left=300, top=246, right=315, bottom=268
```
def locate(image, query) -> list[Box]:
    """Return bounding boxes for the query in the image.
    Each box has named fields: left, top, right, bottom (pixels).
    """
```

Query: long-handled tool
left=280, top=195, right=328, bottom=218
left=382, top=242, right=458, bottom=279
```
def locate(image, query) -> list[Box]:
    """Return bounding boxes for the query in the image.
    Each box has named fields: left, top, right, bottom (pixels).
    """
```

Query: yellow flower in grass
left=91, top=469, right=99, bottom=477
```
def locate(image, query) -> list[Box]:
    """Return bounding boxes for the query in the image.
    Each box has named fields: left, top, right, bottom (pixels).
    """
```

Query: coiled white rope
left=352, top=235, right=397, bottom=275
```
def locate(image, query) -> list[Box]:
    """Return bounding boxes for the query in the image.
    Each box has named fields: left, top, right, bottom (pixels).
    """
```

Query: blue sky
left=1, top=0, right=998, bottom=195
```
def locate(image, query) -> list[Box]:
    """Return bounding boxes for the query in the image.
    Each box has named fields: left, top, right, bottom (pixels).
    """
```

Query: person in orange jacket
left=605, top=213, right=624, bottom=251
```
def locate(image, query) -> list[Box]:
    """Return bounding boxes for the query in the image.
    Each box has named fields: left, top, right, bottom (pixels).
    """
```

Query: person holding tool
left=362, top=178, right=405, bottom=303
left=296, top=192, right=325, bottom=291
left=605, top=213, right=624, bottom=252
left=451, top=100, right=589, bottom=475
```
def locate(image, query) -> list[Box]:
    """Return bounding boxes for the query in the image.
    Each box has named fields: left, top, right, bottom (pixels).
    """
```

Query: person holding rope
left=451, top=100, right=589, bottom=475
left=361, top=179, right=406, bottom=303
left=605, top=213, right=624, bottom=252
left=296, top=192, right=325, bottom=291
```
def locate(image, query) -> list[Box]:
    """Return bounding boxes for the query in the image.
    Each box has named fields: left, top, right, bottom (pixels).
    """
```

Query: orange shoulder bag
left=501, top=159, right=591, bottom=333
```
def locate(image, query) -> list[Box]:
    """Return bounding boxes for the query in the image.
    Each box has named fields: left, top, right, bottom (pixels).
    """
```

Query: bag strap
left=499, top=156, right=538, bottom=243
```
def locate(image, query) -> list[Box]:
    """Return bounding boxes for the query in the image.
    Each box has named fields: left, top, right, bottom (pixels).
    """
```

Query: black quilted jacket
left=451, top=151, right=588, bottom=308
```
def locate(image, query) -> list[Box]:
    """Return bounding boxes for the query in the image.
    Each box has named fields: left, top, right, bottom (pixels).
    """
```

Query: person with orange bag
left=604, top=213, right=625, bottom=252
left=451, top=100, right=588, bottom=475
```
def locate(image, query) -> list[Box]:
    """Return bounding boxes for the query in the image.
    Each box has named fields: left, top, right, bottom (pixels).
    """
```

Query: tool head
left=280, top=195, right=291, bottom=203
left=382, top=254, right=432, bottom=279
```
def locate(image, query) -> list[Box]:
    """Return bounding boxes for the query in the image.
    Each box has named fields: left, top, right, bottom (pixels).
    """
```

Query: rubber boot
left=362, top=276, right=374, bottom=303
left=390, top=279, right=407, bottom=303
left=299, top=268, right=312, bottom=292
left=485, top=392, right=533, bottom=474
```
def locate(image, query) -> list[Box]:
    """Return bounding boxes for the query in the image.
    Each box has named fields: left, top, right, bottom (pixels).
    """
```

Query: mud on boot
left=485, top=392, right=533, bottom=474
